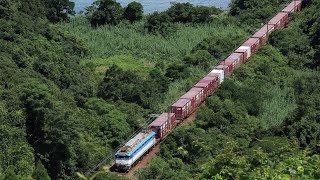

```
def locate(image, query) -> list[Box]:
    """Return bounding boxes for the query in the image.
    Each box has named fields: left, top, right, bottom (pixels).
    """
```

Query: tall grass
left=154, top=67, right=206, bottom=112
left=60, top=16, right=249, bottom=114
left=259, top=86, right=297, bottom=129
left=60, top=16, right=248, bottom=63
left=81, top=54, right=154, bottom=79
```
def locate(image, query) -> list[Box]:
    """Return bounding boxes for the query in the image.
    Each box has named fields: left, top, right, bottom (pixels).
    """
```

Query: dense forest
left=0, top=0, right=319, bottom=179
left=138, top=0, right=320, bottom=179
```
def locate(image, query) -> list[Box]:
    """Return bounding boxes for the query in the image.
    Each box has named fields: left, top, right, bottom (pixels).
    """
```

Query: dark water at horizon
left=71, top=0, right=231, bottom=14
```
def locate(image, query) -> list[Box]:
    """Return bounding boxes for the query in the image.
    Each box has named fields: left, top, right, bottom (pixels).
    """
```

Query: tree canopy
left=138, top=1, right=320, bottom=179
left=89, top=0, right=123, bottom=26
left=2, top=0, right=320, bottom=179
left=44, top=0, right=75, bottom=22
left=123, top=1, right=143, bottom=22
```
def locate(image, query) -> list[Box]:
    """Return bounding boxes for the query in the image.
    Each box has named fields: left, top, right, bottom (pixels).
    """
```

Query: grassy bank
left=61, top=16, right=247, bottom=63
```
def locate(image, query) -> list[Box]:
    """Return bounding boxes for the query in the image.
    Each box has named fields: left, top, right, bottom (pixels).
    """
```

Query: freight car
left=252, top=24, right=275, bottom=46
left=268, top=12, right=289, bottom=30
left=282, top=1, right=302, bottom=13
left=171, top=67, right=225, bottom=121
left=113, top=1, right=303, bottom=172
left=194, top=76, right=219, bottom=98
left=149, top=113, right=176, bottom=139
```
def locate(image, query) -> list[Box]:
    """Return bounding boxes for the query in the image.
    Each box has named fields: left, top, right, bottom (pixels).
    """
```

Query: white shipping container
left=238, top=46, right=251, bottom=58
left=210, top=69, right=224, bottom=84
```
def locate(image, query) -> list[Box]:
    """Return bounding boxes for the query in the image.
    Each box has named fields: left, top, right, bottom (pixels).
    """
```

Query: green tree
left=192, top=32, right=247, bottom=60
left=269, top=26, right=314, bottom=69
left=116, top=102, right=147, bottom=130
left=22, top=82, right=79, bottom=179
left=309, top=17, right=320, bottom=68
left=166, top=3, right=220, bottom=23
left=183, top=50, right=213, bottom=69
left=229, top=0, right=288, bottom=27
left=167, top=3, right=193, bottom=23
left=90, top=0, right=123, bottom=26
left=144, top=12, right=176, bottom=36
left=98, top=64, right=143, bottom=104
left=123, top=1, right=143, bottom=23
left=165, top=64, right=189, bottom=81
left=0, top=125, right=35, bottom=178
left=99, top=109, right=131, bottom=148
left=19, top=0, right=45, bottom=18
left=44, top=0, right=75, bottom=23
left=137, top=157, right=176, bottom=180
left=140, top=68, right=169, bottom=109
left=190, top=6, right=214, bottom=23
left=32, top=161, right=50, bottom=180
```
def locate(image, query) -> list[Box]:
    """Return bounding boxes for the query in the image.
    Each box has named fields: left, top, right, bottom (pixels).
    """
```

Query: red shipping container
left=226, top=53, right=244, bottom=68
left=194, top=82, right=209, bottom=98
left=181, top=87, right=204, bottom=109
left=243, top=38, right=260, bottom=54
left=268, top=12, right=289, bottom=29
left=194, top=76, right=219, bottom=98
left=282, top=1, right=302, bottom=13
left=158, top=113, right=176, bottom=129
left=149, top=113, right=176, bottom=139
left=215, top=64, right=229, bottom=77
left=203, top=76, right=220, bottom=93
left=217, top=60, right=234, bottom=76
left=252, top=24, right=275, bottom=45
left=171, top=98, right=192, bottom=120
left=222, top=59, right=236, bottom=73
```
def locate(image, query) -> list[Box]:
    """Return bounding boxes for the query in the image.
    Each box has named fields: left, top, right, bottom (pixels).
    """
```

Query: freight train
left=114, top=0, right=303, bottom=171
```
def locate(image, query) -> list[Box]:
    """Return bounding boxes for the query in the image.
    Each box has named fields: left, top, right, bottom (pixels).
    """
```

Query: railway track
left=87, top=1, right=303, bottom=178
left=111, top=102, right=205, bottom=179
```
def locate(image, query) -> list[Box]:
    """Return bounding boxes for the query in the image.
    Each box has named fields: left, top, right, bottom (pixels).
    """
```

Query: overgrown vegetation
left=0, top=0, right=143, bottom=179
left=229, top=0, right=291, bottom=28
left=138, top=0, right=320, bottom=179
left=1, top=0, right=320, bottom=179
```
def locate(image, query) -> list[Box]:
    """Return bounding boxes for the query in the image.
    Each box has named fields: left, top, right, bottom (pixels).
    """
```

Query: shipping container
left=217, top=58, right=236, bottom=76
left=235, top=47, right=249, bottom=63
left=181, top=87, right=204, bottom=109
left=252, top=24, right=275, bottom=45
left=221, top=59, right=235, bottom=74
left=149, top=113, right=176, bottom=139
left=194, top=76, right=219, bottom=98
left=282, top=1, right=302, bottom=13
left=209, top=69, right=224, bottom=84
left=268, top=12, right=289, bottom=29
left=171, top=98, right=192, bottom=120
left=295, top=0, right=302, bottom=11
left=226, top=53, right=244, bottom=68
left=194, top=82, right=209, bottom=98
left=243, top=38, right=260, bottom=54
left=203, top=76, right=220, bottom=93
